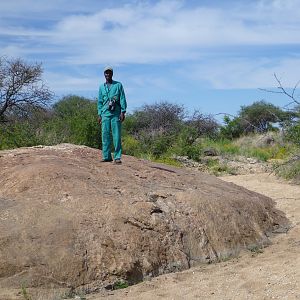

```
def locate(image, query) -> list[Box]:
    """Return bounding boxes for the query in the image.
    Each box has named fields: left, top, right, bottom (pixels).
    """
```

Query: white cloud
left=1, top=0, right=300, bottom=92
left=0, top=0, right=103, bottom=17
left=185, top=57, right=300, bottom=89
left=2, top=0, right=299, bottom=64
left=45, top=71, right=97, bottom=92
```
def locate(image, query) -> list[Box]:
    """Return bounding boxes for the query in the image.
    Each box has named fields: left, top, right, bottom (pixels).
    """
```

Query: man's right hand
left=98, top=116, right=102, bottom=124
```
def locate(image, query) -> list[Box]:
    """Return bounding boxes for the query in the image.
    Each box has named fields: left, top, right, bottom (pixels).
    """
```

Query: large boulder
left=0, top=144, right=289, bottom=292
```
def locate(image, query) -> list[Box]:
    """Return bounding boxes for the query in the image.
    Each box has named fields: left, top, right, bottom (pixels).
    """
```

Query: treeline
left=1, top=95, right=299, bottom=161
left=0, top=96, right=101, bottom=149
left=1, top=57, right=299, bottom=178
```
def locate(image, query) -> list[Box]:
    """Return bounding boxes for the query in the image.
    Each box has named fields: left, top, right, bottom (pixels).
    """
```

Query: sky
left=1, top=0, right=300, bottom=119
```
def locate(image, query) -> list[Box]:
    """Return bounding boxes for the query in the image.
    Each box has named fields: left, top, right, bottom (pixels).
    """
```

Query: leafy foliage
left=238, top=100, right=292, bottom=133
left=220, top=115, right=244, bottom=139
left=220, top=101, right=293, bottom=139
left=0, top=57, right=299, bottom=180
left=45, top=95, right=101, bottom=148
left=0, top=92, right=299, bottom=180
left=286, top=123, right=300, bottom=145
left=0, top=95, right=101, bottom=150
left=123, top=102, right=219, bottom=159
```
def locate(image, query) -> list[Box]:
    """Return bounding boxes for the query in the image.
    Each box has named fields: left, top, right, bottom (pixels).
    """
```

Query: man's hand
left=98, top=116, right=102, bottom=124
left=119, top=112, right=126, bottom=122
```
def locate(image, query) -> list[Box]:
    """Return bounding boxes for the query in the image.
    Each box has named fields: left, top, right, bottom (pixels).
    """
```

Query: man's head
left=104, top=66, right=113, bottom=83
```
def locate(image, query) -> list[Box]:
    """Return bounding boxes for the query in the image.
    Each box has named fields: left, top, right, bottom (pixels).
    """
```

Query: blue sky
left=1, top=0, right=300, bottom=119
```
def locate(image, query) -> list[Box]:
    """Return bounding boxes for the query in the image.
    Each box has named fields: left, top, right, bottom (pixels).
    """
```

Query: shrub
left=122, top=135, right=141, bottom=156
left=276, top=159, right=300, bottom=182
left=186, top=110, right=219, bottom=139
left=220, top=116, right=244, bottom=139
left=45, top=95, right=101, bottom=148
left=170, top=127, right=201, bottom=160
left=286, top=123, right=300, bottom=146
left=0, top=121, right=43, bottom=149
left=129, top=101, right=185, bottom=137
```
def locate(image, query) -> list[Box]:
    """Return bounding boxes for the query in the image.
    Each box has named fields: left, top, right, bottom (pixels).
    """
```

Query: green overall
left=98, top=80, right=127, bottom=160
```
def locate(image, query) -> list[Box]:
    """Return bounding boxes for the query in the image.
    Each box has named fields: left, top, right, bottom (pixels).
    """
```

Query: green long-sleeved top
left=98, top=80, right=127, bottom=117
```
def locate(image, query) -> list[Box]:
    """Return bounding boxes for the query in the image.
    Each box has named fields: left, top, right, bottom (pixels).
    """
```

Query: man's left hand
left=119, top=112, right=126, bottom=122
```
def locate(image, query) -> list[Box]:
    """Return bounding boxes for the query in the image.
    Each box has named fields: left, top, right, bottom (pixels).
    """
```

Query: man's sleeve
left=98, top=86, right=103, bottom=116
left=119, top=83, right=127, bottom=113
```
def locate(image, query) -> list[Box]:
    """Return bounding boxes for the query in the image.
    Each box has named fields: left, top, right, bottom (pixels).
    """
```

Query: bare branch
left=274, top=73, right=300, bottom=105
left=0, top=57, right=53, bottom=121
left=259, top=74, right=300, bottom=107
left=258, top=88, right=282, bottom=94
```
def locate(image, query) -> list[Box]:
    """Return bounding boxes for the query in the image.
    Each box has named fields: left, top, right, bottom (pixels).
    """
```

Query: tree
left=238, top=100, right=291, bottom=133
left=0, top=57, right=53, bottom=121
left=185, top=110, right=219, bottom=139
left=219, top=100, right=295, bottom=139
left=129, top=101, right=185, bottom=136
left=220, top=115, right=244, bottom=139
left=48, top=95, right=101, bottom=148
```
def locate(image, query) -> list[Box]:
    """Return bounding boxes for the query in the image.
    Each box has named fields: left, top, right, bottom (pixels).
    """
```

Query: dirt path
left=90, top=173, right=300, bottom=300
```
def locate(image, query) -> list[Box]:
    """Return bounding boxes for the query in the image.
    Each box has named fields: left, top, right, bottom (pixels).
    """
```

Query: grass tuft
left=21, top=285, right=32, bottom=300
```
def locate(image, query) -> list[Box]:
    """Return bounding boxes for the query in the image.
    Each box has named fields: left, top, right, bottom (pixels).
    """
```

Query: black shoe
left=114, top=159, right=122, bottom=164
left=101, top=158, right=113, bottom=162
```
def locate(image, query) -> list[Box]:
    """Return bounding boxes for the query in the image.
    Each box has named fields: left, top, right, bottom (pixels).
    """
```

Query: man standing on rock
left=98, top=66, right=127, bottom=164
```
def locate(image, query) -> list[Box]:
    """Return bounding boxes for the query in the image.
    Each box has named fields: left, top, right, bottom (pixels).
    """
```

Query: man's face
left=104, top=70, right=113, bottom=82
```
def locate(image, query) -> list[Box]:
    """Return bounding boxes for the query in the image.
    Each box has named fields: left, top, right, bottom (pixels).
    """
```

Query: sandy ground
left=1, top=173, right=299, bottom=300
left=89, top=173, right=300, bottom=300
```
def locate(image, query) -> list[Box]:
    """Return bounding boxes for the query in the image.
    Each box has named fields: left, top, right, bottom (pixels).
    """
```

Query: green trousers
left=101, top=114, right=122, bottom=160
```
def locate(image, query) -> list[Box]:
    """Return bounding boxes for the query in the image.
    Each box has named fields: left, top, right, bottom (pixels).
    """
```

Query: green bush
left=147, top=133, right=175, bottom=158
left=220, top=116, right=244, bottom=139
left=1, top=95, right=299, bottom=181
left=169, top=127, right=201, bottom=160
left=0, top=121, right=43, bottom=150
left=43, top=95, right=101, bottom=148
left=286, top=123, right=300, bottom=146
left=122, top=135, right=142, bottom=156
left=0, top=95, right=101, bottom=150
left=276, top=159, right=300, bottom=181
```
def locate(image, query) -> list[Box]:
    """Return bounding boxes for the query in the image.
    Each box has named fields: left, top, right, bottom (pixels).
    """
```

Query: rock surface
left=0, top=144, right=289, bottom=292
